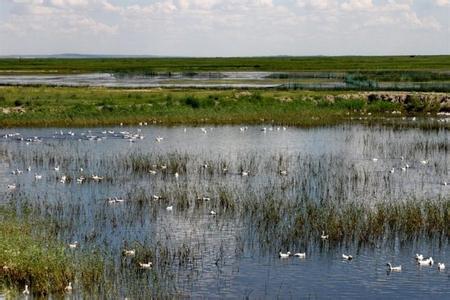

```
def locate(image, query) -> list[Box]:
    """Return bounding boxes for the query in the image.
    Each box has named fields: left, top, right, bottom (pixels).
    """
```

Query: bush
left=185, top=96, right=200, bottom=109
left=404, top=95, right=425, bottom=112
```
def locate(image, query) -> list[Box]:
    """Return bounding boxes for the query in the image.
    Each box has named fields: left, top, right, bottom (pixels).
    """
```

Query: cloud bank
left=0, top=0, right=448, bottom=55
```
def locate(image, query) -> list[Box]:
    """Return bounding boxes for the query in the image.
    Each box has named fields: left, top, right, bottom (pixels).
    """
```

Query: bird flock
left=279, top=235, right=446, bottom=273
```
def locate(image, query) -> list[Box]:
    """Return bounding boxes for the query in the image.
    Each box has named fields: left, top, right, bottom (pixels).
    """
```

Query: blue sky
left=0, top=0, right=448, bottom=56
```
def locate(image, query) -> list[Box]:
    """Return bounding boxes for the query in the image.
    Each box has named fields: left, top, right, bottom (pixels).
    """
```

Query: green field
left=1, top=56, right=449, bottom=75
left=0, top=86, right=447, bottom=128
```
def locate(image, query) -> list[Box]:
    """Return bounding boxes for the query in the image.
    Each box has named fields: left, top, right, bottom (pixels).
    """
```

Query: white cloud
left=0, top=0, right=448, bottom=56
left=435, top=0, right=449, bottom=6
left=341, top=0, right=373, bottom=11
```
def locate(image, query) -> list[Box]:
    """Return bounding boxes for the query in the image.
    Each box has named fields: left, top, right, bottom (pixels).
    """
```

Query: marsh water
left=0, top=124, right=449, bottom=298
left=1, top=72, right=448, bottom=90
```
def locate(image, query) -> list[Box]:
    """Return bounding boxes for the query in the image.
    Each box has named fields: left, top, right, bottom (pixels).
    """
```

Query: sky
left=0, top=0, right=449, bottom=56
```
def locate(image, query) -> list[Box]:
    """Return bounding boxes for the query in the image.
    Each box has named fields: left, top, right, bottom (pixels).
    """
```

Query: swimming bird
left=27, top=166, right=31, bottom=172
left=294, top=252, right=306, bottom=258
left=201, top=128, right=207, bottom=134
left=76, top=176, right=85, bottom=184
left=415, top=253, right=424, bottom=261
left=342, top=254, right=353, bottom=260
left=122, top=249, right=136, bottom=257
left=420, top=160, right=428, bottom=165
left=155, top=137, right=164, bottom=142
left=418, top=257, right=434, bottom=266
left=387, top=263, right=402, bottom=272
left=321, top=231, right=329, bottom=240
left=54, top=166, right=60, bottom=171
left=166, top=205, right=173, bottom=211
left=7, top=184, right=16, bottom=190
left=442, top=182, right=448, bottom=186
left=23, top=285, right=30, bottom=295
left=69, top=241, right=78, bottom=249
left=389, top=168, right=395, bottom=174
left=279, top=251, right=291, bottom=258
left=372, top=158, right=378, bottom=162
left=240, top=171, right=249, bottom=176
left=279, top=170, right=288, bottom=176
left=35, top=174, right=42, bottom=180
left=64, top=282, right=72, bottom=293
left=438, top=263, right=445, bottom=270
left=139, top=262, right=152, bottom=269
left=91, top=175, right=104, bottom=181
left=209, top=210, right=217, bottom=216
left=60, top=175, right=67, bottom=183
left=401, top=167, right=406, bottom=172
left=149, top=170, right=157, bottom=175
left=153, top=195, right=161, bottom=200
left=174, top=172, right=179, bottom=178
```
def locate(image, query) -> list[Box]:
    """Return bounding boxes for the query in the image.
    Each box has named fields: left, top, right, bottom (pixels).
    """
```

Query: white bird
left=174, top=172, right=179, bottom=178
left=401, top=167, right=406, bottom=172
left=201, top=128, right=207, bottom=134
left=209, top=210, right=217, bottom=216
left=149, top=170, right=157, bottom=175
left=405, top=164, right=410, bottom=169
left=342, top=254, right=353, bottom=260
left=415, top=253, right=424, bottom=261
left=69, top=241, right=78, bottom=249
left=7, top=184, right=16, bottom=190
left=372, top=158, right=378, bottom=162
left=27, top=166, right=31, bottom=172
left=139, top=262, right=152, bottom=269
left=152, top=195, right=161, bottom=200
left=155, top=137, right=164, bottom=142
left=65, top=282, right=73, bottom=293
left=76, top=176, right=85, bottom=184
left=240, top=171, right=249, bottom=176
left=389, top=168, right=395, bottom=174
left=387, top=263, right=402, bottom=272
left=279, top=251, right=291, bottom=258
left=438, top=263, right=445, bottom=270
left=23, top=285, right=30, bottom=295
left=321, top=231, right=329, bottom=240
left=54, top=166, right=60, bottom=171
left=166, top=205, right=173, bottom=211
left=420, top=160, right=428, bottom=165
left=35, top=174, right=42, bottom=180
left=122, top=249, right=136, bottom=257
left=294, top=252, right=306, bottom=258
left=442, top=182, right=448, bottom=186
left=60, top=175, right=67, bottom=183
left=91, top=175, right=104, bottom=181
left=114, top=197, right=125, bottom=203
left=279, top=170, right=288, bottom=176
left=418, top=257, right=434, bottom=266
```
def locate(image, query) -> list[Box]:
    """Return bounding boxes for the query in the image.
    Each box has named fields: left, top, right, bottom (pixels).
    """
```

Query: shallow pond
left=0, top=124, right=449, bottom=298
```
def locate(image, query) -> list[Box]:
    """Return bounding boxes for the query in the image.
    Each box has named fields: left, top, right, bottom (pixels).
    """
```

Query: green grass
left=0, top=56, right=449, bottom=74
left=0, top=207, right=104, bottom=297
left=0, top=86, right=446, bottom=127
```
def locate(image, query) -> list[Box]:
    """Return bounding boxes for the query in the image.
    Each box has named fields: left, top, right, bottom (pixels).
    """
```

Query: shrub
left=185, top=96, right=200, bottom=109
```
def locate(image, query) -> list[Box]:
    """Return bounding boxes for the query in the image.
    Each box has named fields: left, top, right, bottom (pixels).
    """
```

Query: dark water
left=0, top=125, right=449, bottom=298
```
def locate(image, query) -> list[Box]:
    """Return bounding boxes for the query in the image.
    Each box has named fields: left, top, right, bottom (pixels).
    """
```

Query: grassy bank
left=0, top=86, right=448, bottom=128
left=1, top=56, right=450, bottom=74
left=0, top=207, right=104, bottom=297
